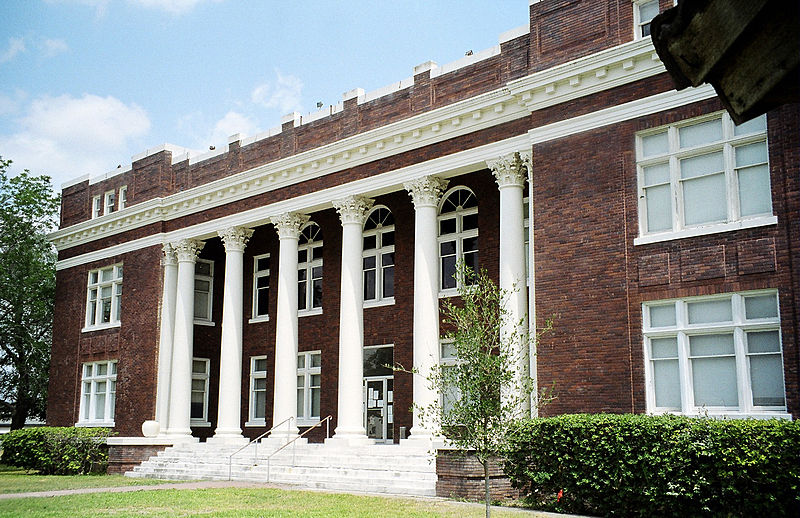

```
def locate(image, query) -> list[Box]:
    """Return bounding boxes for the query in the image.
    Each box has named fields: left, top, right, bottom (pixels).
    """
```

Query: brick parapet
left=436, top=450, right=521, bottom=501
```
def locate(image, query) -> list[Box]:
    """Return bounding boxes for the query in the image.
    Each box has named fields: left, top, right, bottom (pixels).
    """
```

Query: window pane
left=310, top=374, right=321, bottom=387
left=90, top=271, right=98, bottom=284
left=734, top=115, right=766, bottom=135
left=364, top=346, right=393, bottom=377
left=679, top=119, right=722, bottom=148
left=192, top=360, right=206, bottom=374
left=195, top=262, right=211, bottom=276
left=692, top=356, right=738, bottom=406
left=653, top=359, right=681, bottom=408
left=363, top=235, right=377, bottom=250
left=297, top=355, right=305, bottom=369
left=382, top=231, right=395, bottom=246
left=298, top=249, right=307, bottom=263
left=641, top=131, right=668, bottom=157
left=257, top=257, right=270, bottom=271
left=689, top=334, right=734, bottom=356
left=312, top=246, right=323, bottom=261
left=442, top=256, right=456, bottom=289
left=256, top=276, right=269, bottom=289
left=311, top=387, right=321, bottom=417
left=464, top=250, right=478, bottom=273
left=440, top=241, right=456, bottom=256
left=254, top=392, right=266, bottom=419
left=110, top=362, right=116, bottom=375
left=254, top=379, right=267, bottom=391
left=381, top=253, right=394, bottom=267
left=254, top=358, right=267, bottom=372
left=735, top=142, right=768, bottom=167
left=84, top=365, right=92, bottom=377
left=383, top=266, right=394, bottom=298
left=463, top=236, right=478, bottom=252
left=95, top=393, right=106, bottom=420
left=745, top=295, right=778, bottom=319
left=747, top=331, right=780, bottom=354
left=363, top=256, right=376, bottom=269
left=312, top=266, right=323, bottom=279
left=643, top=163, right=670, bottom=185
left=462, top=213, right=478, bottom=231
left=97, top=363, right=107, bottom=376
left=750, top=355, right=785, bottom=406
left=296, top=388, right=304, bottom=416
left=311, top=354, right=321, bottom=368
left=312, top=279, right=322, bottom=308
left=101, top=268, right=113, bottom=282
left=364, top=270, right=376, bottom=300
left=441, top=342, right=457, bottom=359
left=680, top=152, right=724, bottom=179
left=683, top=174, right=727, bottom=225
left=651, top=337, right=678, bottom=359
left=194, top=293, right=209, bottom=319
left=297, top=281, right=306, bottom=310
left=195, top=279, right=210, bottom=292
left=639, top=0, right=659, bottom=23
left=738, top=165, right=772, bottom=217
left=687, top=299, right=732, bottom=324
left=649, top=304, right=676, bottom=328
left=645, top=184, right=672, bottom=232
left=439, top=218, right=457, bottom=235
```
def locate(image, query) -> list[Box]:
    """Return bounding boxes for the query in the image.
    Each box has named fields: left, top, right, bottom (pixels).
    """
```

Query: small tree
left=413, top=263, right=551, bottom=518
left=0, top=157, right=60, bottom=429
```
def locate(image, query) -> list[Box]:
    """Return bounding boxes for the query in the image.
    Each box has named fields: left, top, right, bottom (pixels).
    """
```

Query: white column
left=270, top=212, right=308, bottom=439
left=211, top=226, right=253, bottom=443
left=167, top=238, right=204, bottom=438
left=488, top=151, right=531, bottom=417
left=155, top=244, right=178, bottom=435
left=329, top=196, right=373, bottom=444
left=403, top=176, right=448, bottom=441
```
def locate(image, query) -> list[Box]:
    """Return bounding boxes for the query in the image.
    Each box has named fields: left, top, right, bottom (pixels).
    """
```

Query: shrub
left=503, top=414, right=800, bottom=517
left=1, top=427, right=113, bottom=475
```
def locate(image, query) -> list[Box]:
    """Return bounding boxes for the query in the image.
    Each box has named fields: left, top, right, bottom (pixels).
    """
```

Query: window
left=636, top=112, right=772, bottom=242
left=104, top=191, right=115, bottom=215
left=85, top=264, right=123, bottom=330
left=251, top=254, right=270, bottom=321
left=191, top=358, right=210, bottom=426
left=438, top=187, right=478, bottom=293
left=523, top=197, right=530, bottom=285
left=194, top=259, right=214, bottom=324
left=297, top=351, right=321, bottom=424
left=643, top=291, right=787, bottom=417
left=298, top=223, right=323, bottom=314
left=634, top=0, right=659, bottom=38
left=248, top=356, right=268, bottom=425
left=440, top=341, right=461, bottom=416
left=118, top=186, right=127, bottom=210
left=363, top=207, right=395, bottom=305
left=78, top=360, right=116, bottom=426
left=92, top=195, right=102, bottom=219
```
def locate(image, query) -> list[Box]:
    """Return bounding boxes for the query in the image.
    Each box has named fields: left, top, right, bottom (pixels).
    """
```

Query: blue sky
left=0, top=0, right=529, bottom=189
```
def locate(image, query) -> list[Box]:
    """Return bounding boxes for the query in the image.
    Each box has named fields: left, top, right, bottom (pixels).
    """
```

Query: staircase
left=126, top=441, right=438, bottom=497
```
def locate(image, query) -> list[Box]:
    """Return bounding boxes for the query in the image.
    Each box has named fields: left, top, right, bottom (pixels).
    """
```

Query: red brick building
left=47, top=0, right=799, bottom=454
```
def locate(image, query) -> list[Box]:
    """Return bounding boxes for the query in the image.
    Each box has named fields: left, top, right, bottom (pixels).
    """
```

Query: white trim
left=193, top=258, right=214, bottom=324
left=248, top=355, right=268, bottom=425
left=190, top=357, right=211, bottom=427
left=248, top=316, right=270, bottom=324
left=633, top=216, right=777, bottom=246
left=252, top=253, right=271, bottom=320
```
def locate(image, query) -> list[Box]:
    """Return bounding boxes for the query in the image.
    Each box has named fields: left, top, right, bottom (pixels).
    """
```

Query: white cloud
left=129, top=0, right=222, bottom=15
left=41, top=38, right=69, bottom=58
left=1, top=37, right=26, bottom=64
left=0, top=90, right=27, bottom=117
left=45, top=0, right=110, bottom=18
left=251, top=71, right=304, bottom=115
left=209, top=111, right=258, bottom=146
left=0, top=94, right=151, bottom=188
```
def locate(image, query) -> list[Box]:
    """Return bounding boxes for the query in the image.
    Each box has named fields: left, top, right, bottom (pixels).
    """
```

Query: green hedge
left=503, top=414, right=800, bottom=517
left=1, top=427, right=113, bottom=475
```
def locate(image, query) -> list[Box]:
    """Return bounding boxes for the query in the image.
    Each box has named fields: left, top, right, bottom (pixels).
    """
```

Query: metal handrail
left=227, top=416, right=294, bottom=480
left=266, top=415, right=332, bottom=482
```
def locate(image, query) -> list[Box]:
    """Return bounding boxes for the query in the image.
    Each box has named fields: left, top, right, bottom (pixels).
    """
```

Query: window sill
left=297, top=419, right=320, bottom=427
left=634, top=215, right=778, bottom=245
left=194, top=320, right=215, bottom=327
left=364, top=297, right=395, bottom=309
left=190, top=421, right=211, bottom=427
left=244, top=420, right=266, bottom=428
left=650, top=410, right=791, bottom=420
left=248, top=315, right=270, bottom=324
left=438, top=289, right=459, bottom=299
left=76, top=421, right=115, bottom=427
left=81, top=322, right=121, bottom=333
left=298, top=308, right=323, bottom=318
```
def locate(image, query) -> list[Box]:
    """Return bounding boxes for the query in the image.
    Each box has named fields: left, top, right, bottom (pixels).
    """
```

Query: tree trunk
left=10, top=397, right=28, bottom=431
left=483, top=458, right=491, bottom=518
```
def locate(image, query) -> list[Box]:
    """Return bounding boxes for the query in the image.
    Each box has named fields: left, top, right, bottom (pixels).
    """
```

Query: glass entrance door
left=364, top=377, right=393, bottom=443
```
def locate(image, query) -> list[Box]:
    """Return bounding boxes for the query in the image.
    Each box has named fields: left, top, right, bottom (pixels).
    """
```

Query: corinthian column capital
left=487, top=151, right=531, bottom=188
left=403, top=176, right=449, bottom=209
left=272, top=212, right=310, bottom=239
left=333, top=196, right=374, bottom=225
left=218, top=227, right=254, bottom=253
left=172, top=239, right=205, bottom=263
left=162, top=243, right=178, bottom=266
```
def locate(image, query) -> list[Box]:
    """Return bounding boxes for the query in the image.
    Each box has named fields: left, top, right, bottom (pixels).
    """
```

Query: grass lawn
left=0, top=487, right=528, bottom=517
left=0, top=464, right=176, bottom=494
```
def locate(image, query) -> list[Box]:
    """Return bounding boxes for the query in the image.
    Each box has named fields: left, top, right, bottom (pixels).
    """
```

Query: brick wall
left=436, top=450, right=520, bottom=501
left=107, top=444, right=168, bottom=475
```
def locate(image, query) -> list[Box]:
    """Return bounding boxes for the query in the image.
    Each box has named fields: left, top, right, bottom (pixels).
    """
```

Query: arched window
left=438, top=187, right=478, bottom=291
left=298, top=222, right=323, bottom=312
left=363, top=206, right=395, bottom=304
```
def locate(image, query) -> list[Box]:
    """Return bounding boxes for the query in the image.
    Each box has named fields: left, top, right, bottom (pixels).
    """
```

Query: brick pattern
left=107, top=445, right=168, bottom=475
left=436, top=450, right=520, bottom=501
left=737, top=238, right=777, bottom=275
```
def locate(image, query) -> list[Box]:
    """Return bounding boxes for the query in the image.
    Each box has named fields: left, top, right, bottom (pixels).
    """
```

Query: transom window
left=363, top=206, right=395, bottom=305
left=194, top=259, right=214, bottom=323
left=191, top=358, right=210, bottom=426
left=297, top=351, right=321, bottom=425
left=298, top=223, right=323, bottom=313
left=85, top=264, right=123, bottom=330
left=637, top=112, right=771, bottom=240
left=78, top=360, right=116, bottom=426
left=251, top=254, right=270, bottom=321
left=634, top=0, right=659, bottom=38
left=438, top=187, right=478, bottom=293
left=248, top=356, right=268, bottom=425
left=643, top=291, right=786, bottom=417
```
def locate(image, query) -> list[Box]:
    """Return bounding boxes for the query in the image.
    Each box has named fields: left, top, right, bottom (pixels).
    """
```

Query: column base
left=206, top=434, right=248, bottom=446
left=325, top=434, right=374, bottom=447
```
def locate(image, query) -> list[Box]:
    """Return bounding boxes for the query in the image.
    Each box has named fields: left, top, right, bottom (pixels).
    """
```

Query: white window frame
left=190, top=357, right=211, bottom=427
left=103, top=190, right=115, bottom=215
left=194, top=259, right=214, bottom=325
left=642, top=290, right=789, bottom=419
left=297, top=350, right=321, bottom=425
left=84, top=264, right=123, bottom=332
left=77, top=360, right=117, bottom=427
left=118, top=185, right=127, bottom=210
left=363, top=206, right=396, bottom=308
left=439, top=341, right=463, bottom=416
left=246, top=355, right=268, bottom=426
left=92, top=195, right=102, bottom=219
left=438, top=186, right=479, bottom=297
left=298, top=222, right=323, bottom=316
left=633, top=0, right=660, bottom=39
left=635, top=111, right=775, bottom=245
left=250, top=253, right=271, bottom=323
left=523, top=196, right=530, bottom=286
